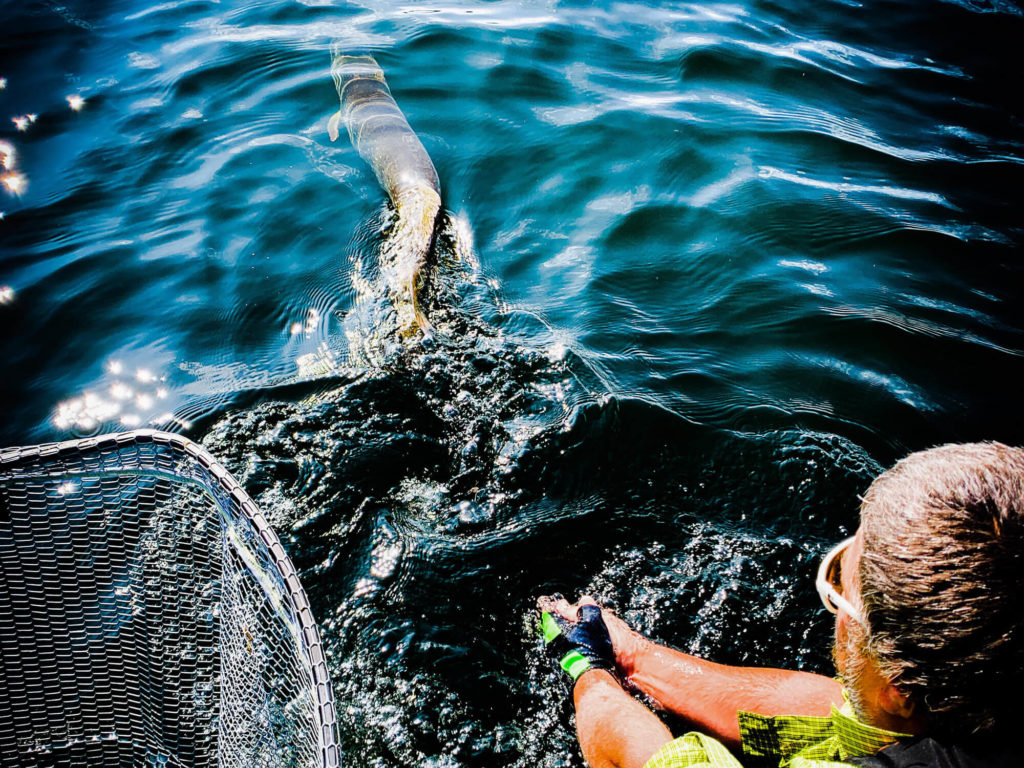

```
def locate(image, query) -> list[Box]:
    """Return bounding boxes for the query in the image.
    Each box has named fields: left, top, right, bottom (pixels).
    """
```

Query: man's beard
left=833, top=619, right=871, bottom=722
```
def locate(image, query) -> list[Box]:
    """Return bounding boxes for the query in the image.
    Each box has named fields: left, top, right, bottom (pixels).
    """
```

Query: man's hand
left=540, top=604, right=615, bottom=682
left=537, top=595, right=675, bottom=768
left=537, top=594, right=647, bottom=679
left=537, top=593, right=843, bottom=750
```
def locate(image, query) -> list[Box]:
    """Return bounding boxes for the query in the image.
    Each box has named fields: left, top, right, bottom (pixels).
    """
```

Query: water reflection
left=295, top=342, right=338, bottom=379
left=2, top=172, right=25, bottom=194
left=289, top=307, right=321, bottom=337
left=0, top=141, right=15, bottom=170
left=11, top=114, right=36, bottom=132
left=52, top=360, right=190, bottom=435
left=1, top=139, right=26, bottom=195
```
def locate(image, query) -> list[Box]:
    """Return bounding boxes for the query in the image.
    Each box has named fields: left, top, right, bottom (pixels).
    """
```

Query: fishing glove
left=539, top=605, right=615, bottom=685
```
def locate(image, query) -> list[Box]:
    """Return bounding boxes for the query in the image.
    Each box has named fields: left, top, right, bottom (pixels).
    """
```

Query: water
left=2, top=0, right=1024, bottom=765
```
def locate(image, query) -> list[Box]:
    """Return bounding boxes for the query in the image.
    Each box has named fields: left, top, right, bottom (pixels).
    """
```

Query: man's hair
left=859, top=442, right=1024, bottom=739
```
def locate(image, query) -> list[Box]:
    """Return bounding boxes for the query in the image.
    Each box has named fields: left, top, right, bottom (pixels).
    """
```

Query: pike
left=329, top=54, right=441, bottom=334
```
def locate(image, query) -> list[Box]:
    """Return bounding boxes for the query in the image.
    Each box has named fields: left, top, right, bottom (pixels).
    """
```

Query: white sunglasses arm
left=815, top=536, right=867, bottom=626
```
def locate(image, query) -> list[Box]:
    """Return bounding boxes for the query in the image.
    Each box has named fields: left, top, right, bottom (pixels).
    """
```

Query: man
left=539, top=442, right=1023, bottom=767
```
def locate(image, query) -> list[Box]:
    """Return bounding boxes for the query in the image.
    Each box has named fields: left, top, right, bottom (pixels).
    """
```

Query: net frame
left=0, top=429, right=340, bottom=768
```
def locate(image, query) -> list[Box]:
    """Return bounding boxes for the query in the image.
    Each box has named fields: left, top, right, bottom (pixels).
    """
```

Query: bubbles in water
left=370, top=541, right=402, bottom=580
left=295, top=341, right=338, bottom=378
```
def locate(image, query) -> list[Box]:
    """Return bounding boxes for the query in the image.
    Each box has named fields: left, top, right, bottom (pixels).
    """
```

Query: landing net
left=0, top=429, right=340, bottom=768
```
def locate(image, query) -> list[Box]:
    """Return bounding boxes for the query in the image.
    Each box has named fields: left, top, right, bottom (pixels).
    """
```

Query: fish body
left=330, top=54, right=441, bottom=334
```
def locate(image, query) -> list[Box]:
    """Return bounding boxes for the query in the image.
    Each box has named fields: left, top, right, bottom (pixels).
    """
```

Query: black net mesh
left=0, top=430, right=340, bottom=768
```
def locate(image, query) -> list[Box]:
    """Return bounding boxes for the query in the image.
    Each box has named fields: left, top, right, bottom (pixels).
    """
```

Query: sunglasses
left=815, top=536, right=866, bottom=626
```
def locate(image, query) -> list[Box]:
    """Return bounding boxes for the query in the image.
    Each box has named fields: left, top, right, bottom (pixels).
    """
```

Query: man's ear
left=878, top=683, right=916, bottom=720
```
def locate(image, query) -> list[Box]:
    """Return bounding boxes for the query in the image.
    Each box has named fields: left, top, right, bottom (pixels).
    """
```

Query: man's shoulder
left=849, top=737, right=1017, bottom=768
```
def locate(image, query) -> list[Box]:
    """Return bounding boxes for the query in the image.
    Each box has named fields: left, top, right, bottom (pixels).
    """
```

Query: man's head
left=838, top=442, right=1024, bottom=741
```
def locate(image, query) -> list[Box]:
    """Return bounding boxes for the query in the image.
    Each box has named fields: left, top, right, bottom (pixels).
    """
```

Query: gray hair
left=859, top=442, right=1024, bottom=738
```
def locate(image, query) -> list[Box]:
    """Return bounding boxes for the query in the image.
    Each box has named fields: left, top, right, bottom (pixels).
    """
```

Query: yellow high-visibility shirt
left=645, top=698, right=907, bottom=768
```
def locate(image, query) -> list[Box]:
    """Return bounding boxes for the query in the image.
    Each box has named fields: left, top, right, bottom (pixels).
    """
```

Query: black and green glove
left=539, top=604, right=615, bottom=684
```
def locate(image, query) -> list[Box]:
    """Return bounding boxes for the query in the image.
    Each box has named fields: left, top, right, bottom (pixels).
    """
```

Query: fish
left=330, top=54, right=442, bottom=335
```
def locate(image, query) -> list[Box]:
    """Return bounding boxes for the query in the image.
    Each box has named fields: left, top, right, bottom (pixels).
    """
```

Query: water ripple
left=3, top=1, right=1024, bottom=764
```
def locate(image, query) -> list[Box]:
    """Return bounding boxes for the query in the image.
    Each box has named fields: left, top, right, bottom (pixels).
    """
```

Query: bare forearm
left=622, top=635, right=843, bottom=746
left=538, top=596, right=843, bottom=750
left=574, top=670, right=674, bottom=768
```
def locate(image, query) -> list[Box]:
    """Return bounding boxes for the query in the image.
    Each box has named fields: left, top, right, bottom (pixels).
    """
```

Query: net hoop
left=0, top=429, right=340, bottom=768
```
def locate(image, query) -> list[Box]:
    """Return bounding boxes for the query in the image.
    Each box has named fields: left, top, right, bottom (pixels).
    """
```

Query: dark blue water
left=2, top=1, right=1024, bottom=765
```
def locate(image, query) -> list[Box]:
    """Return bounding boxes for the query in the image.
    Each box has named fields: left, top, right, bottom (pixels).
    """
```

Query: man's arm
left=544, top=596, right=844, bottom=747
left=621, top=632, right=843, bottom=746
left=573, top=669, right=674, bottom=768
